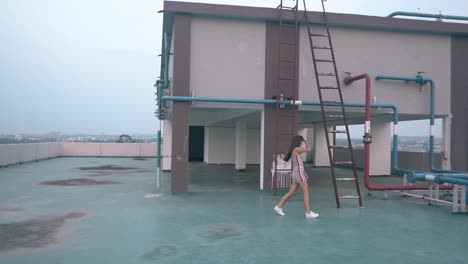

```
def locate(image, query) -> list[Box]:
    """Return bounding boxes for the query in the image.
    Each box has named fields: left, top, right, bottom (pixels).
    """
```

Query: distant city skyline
left=1, top=0, right=466, bottom=134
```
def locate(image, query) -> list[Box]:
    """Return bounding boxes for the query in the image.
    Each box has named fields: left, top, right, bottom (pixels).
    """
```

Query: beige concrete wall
left=0, top=143, right=157, bottom=166
left=162, top=120, right=172, bottom=170
left=246, top=128, right=261, bottom=164
left=204, top=127, right=260, bottom=164
left=60, top=143, right=101, bottom=156
left=334, top=149, right=443, bottom=173
left=397, top=151, right=443, bottom=172
left=60, top=143, right=157, bottom=157
left=190, top=17, right=265, bottom=100
left=100, top=143, right=140, bottom=156
left=140, top=144, right=158, bottom=157
left=299, top=26, right=451, bottom=115
left=0, top=143, right=59, bottom=166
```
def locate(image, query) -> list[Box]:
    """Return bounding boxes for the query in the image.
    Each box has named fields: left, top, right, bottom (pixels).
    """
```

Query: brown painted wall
left=171, top=15, right=192, bottom=192
left=263, top=22, right=299, bottom=189
left=451, top=36, right=468, bottom=171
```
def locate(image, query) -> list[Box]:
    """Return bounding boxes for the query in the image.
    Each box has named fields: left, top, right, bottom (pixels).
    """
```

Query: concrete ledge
left=0, top=143, right=60, bottom=166
left=0, top=143, right=157, bottom=166
left=334, top=149, right=444, bottom=173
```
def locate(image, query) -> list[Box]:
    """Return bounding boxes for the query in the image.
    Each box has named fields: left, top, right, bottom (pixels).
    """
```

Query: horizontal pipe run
left=163, top=95, right=447, bottom=191
left=387, top=11, right=468, bottom=21
left=409, top=172, right=468, bottom=186
left=161, top=96, right=398, bottom=113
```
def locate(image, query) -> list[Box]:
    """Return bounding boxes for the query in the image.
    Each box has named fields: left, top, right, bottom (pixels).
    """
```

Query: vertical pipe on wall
left=375, top=75, right=465, bottom=174
left=155, top=29, right=172, bottom=188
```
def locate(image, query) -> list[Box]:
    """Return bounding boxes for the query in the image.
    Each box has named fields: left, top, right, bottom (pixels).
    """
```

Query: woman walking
left=274, top=135, right=319, bottom=219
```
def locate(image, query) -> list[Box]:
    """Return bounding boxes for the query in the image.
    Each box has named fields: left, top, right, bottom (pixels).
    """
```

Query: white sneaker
left=274, top=206, right=285, bottom=216
left=305, top=211, right=319, bottom=219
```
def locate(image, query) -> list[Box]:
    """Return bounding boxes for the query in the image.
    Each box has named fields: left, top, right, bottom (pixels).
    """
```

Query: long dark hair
left=283, top=135, right=304, bottom=162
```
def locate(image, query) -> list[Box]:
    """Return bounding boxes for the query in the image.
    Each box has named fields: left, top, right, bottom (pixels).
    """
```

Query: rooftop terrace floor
left=0, top=157, right=467, bottom=263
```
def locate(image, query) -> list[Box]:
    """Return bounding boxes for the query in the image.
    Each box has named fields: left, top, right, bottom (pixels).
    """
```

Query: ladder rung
left=281, top=23, right=298, bottom=27
left=281, top=95, right=296, bottom=100
left=313, top=46, right=331, bottom=50
left=280, top=42, right=296, bottom=46
left=280, top=60, right=296, bottom=64
left=325, top=114, right=344, bottom=119
left=272, top=95, right=295, bottom=100
left=318, top=73, right=337, bottom=76
left=316, top=59, right=334, bottom=62
left=312, top=21, right=329, bottom=26
left=339, top=195, right=360, bottom=199
left=334, top=161, right=352, bottom=165
left=336, top=178, right=356, bottom=181
left=319, top=86, right=339, bottom=89
left=328, top=130, right=347, bottom=133
left=310, top=33, right=329, bottom=37
left=330, top=145, right=350, bottom=149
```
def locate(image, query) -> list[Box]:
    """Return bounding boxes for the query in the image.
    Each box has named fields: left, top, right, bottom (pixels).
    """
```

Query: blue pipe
left=161, top=96, right=398, bottom=113
left=409, top=172, right=468, bottom=205
left=387, top=11, right=468, bottom=22
left=163, top=96, right=281, bottom=104
left=166, top=95, right=466, bottom=178
left=162, top=95, right=413, bottom=175
left=376, top=75, right=465, bottom=174
left=408, top=172, right=468, bottom=185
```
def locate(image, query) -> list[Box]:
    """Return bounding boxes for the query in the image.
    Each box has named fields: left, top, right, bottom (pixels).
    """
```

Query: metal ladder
left=272, top=0, right=300, bottom=195
left=302, top=0, right=363, bottom=208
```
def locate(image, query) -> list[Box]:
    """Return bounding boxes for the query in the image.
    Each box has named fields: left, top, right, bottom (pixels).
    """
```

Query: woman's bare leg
left=298, top=181, right=311, bottom=213
left=277, top=183, right=298, bottom=208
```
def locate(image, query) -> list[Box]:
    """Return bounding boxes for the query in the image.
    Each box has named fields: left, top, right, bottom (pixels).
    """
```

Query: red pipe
left=344, top=74, right=452, bottom=191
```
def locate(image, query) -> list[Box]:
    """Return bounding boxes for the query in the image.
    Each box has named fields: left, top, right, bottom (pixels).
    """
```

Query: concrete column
left=369, top=119, right=391, bottom=175
left=313, top=124, right=331, bottom=166
left=162, top=120, right=172, bottom=171
left=260, top=110, right=265, bottom=190
left=306, top=127, right=315, bottom=162
left=170, top=14, right=191, bottom=192
left=235, top=120, right=247, bottom=171
left=203, top=127, right=210, bottom=164
left=171, top=104, right=189, bottom=192
left=442, top=116, right=451, bottom=170
left=451, top=36, right=468, bottom=171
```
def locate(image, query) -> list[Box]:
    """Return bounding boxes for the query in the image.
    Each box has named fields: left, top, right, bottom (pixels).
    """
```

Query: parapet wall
left=0, top=143, right=157, bottom=166
left=333, top=149, right=444, bottom=173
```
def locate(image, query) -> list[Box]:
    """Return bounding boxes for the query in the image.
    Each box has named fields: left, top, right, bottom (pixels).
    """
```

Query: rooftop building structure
left=156, top=1, right=468, bottom=195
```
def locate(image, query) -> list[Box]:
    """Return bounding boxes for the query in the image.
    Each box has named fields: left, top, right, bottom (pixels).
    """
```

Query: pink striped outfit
left=291, top=153, right=308, bottom=183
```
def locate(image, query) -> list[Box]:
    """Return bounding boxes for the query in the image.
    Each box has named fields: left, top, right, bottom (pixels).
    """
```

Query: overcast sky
left=0, top=0, right=466, bottom=135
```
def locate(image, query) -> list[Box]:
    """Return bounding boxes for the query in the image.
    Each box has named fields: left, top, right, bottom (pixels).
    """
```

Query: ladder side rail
left=291, top=0, right=300, bottom=136
left=273, top=0, right=285, bottom=194
left=302, top=0, right=340, bottom=207
left=319, top=3, right=363, bottom=207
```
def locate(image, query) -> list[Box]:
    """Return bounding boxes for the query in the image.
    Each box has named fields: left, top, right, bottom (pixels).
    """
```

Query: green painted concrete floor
left=0, top=157, right=467, bottom=264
